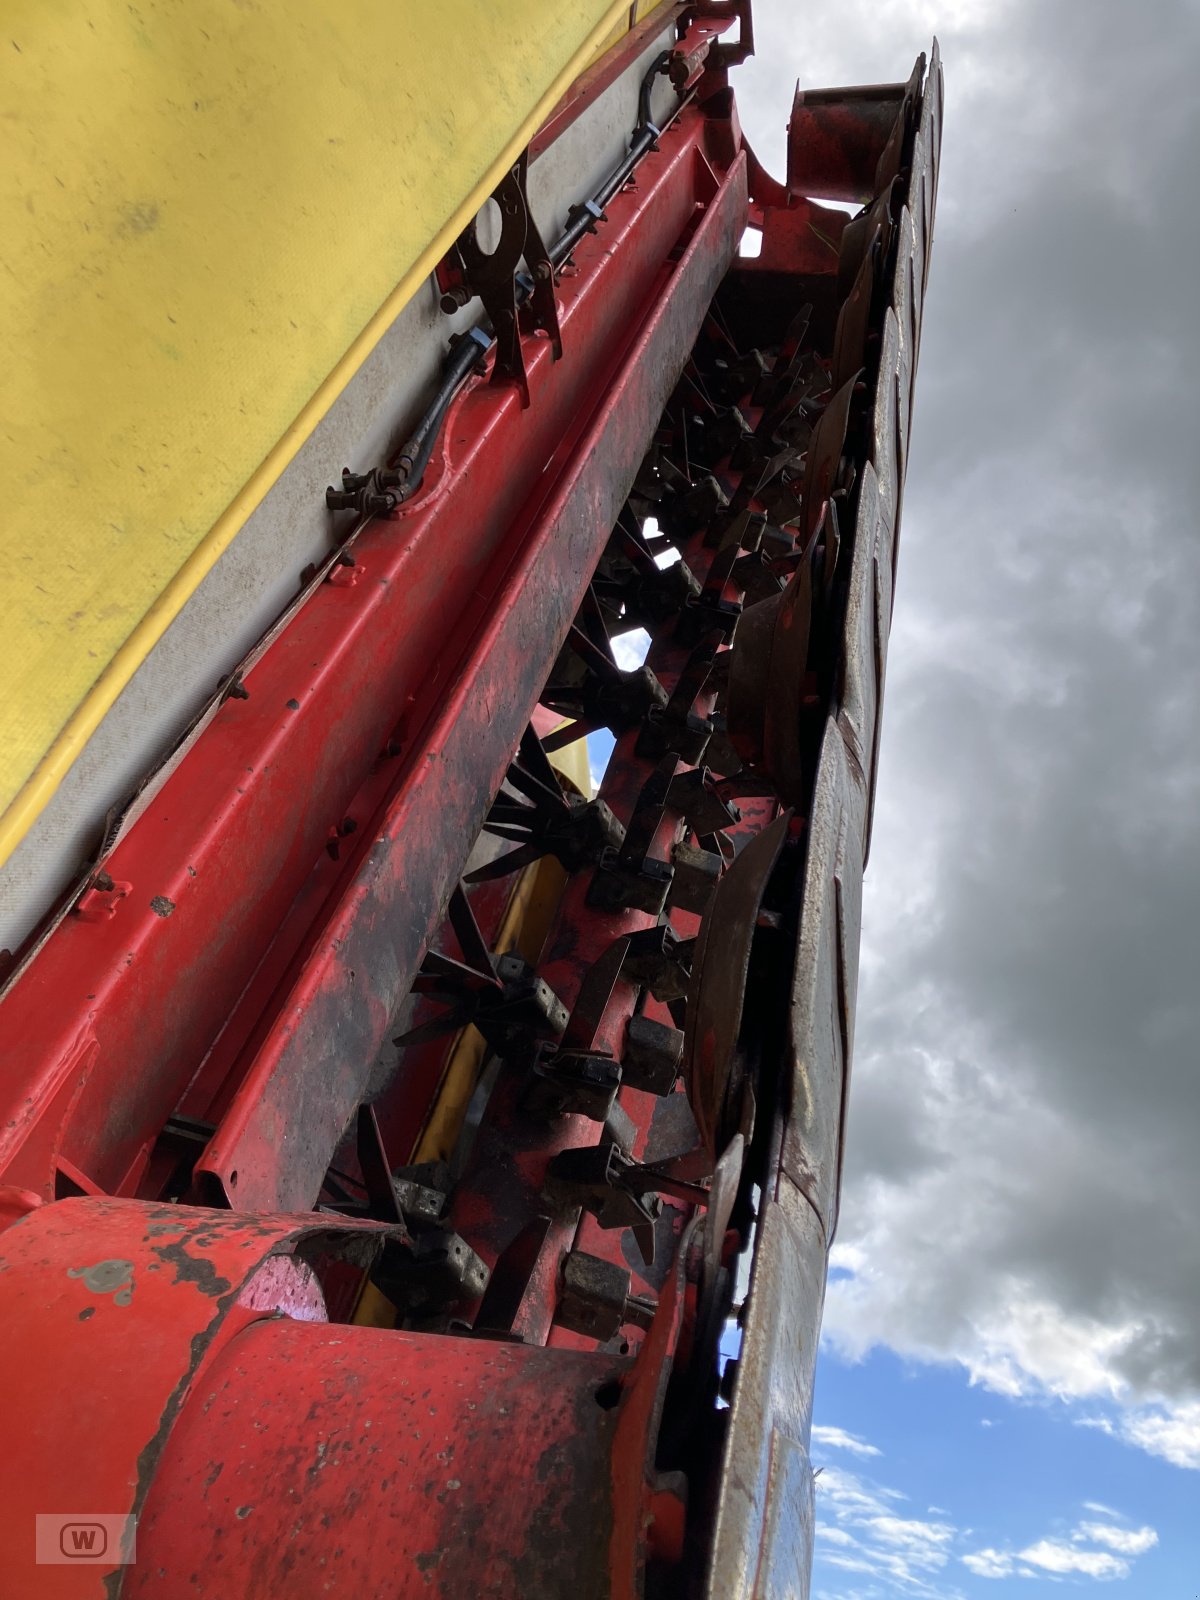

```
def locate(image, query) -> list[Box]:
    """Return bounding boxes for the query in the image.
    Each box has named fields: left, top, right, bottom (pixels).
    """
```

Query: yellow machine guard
left=0, top=0, right=635, bottom=869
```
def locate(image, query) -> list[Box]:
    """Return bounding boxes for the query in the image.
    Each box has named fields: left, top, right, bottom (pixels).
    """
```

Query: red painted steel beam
left=0, top=108, right=748, bottom=1210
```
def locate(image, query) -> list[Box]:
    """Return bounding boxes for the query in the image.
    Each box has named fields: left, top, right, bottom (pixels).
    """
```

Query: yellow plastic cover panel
left=0, top=0, right=630, bottom=868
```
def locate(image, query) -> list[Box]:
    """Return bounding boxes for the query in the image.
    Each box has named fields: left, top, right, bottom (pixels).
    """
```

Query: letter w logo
left=37, top=1512, right=131, bottom=1564
left=57, top=1521, right=108, bottom=1559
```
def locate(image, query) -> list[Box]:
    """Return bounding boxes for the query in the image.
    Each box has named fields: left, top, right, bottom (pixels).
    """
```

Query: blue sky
left=808, top=1344, right=1191, bottom=1598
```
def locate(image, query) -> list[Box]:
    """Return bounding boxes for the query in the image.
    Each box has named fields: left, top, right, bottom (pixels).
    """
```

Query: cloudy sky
left=726, top=0, right=1200, bottom=1594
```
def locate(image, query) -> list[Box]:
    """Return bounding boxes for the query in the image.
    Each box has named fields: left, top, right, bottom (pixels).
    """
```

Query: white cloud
left=1018, top=1539, right=1128, bottom=1580
left=1082, top=1500, right=1124, bottom=1519
left=819, top=1465, right=906, bottom=1519
left=867, top=1515, right=955, bottom=1564
left=822, top=1552, right=888, bottom=1581
left=1076, top=1401, right=1200, bottom=1469
left=610, top=628, right=651, bottom=672
left=811, top=1459, right=1154, bottom=1599
left=811, top=1424, right=882, bottom=1458
left=816, top=1526, right=857, bottom=1548
left=824, top=1253, right=1143, bottom=1410
left=1076, top=1523, right=1158, bottom=1557
left=815, top=1466, right=963, bottom=1597
left=961, top=1548, right=1012, bottom=1580
left=1120, top=1401, right=1200, bottom=1469
left=961, top=1512, right=1157, bottom=1585
left=813, top=1451, right=1155, bottom=1595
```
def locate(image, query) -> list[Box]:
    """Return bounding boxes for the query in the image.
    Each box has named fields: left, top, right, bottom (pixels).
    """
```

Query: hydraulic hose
left=351, top=48, right=678, bottom=509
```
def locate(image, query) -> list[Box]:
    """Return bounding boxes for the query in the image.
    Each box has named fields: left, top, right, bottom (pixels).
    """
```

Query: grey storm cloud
left=738, top=0, right=1200, bottom=1456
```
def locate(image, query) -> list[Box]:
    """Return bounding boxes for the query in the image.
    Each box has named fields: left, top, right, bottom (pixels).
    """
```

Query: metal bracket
left=667, top=841, right=723, bottom=915
left=587, top=757, right=678, bottom=915
left=556, top=1250, right=656, bottom=1341
left=544, top=1144, right=713, bottom=1252
left=522, top=1047, right=622, bottom=1124
left=622, top=1013, right=684, bottom=1095
left=469, top=725, right=626, bottom=883
left=542, top=622, right=668, bottom=747
left=621, top=925, right=694, bottom=1003
left=394, top=886, right=568, bottom=1058
left=543, top=1143, right=663, bottom=1235
left=665, top=765, right=740, bottom=835
left=668, top=472, right=729, bottom=536
left=637, top=632, right=723, bottom=762
left=675, top=545, right=744, bottom=645
left=371, top=1229, right=490, bottom=1319
left=444, top=152, right=561, bottom=408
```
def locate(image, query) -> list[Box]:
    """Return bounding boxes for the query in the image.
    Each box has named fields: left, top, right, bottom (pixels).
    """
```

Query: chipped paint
left=67, top=1257, right=135, bottom=1306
